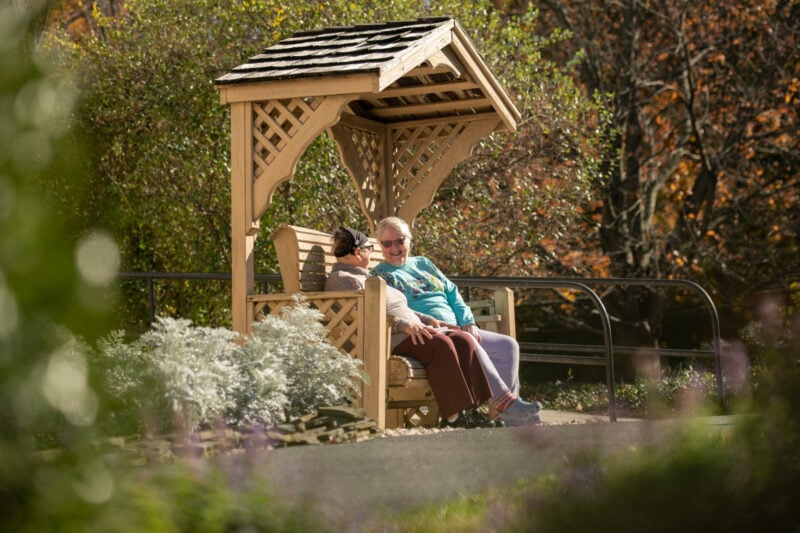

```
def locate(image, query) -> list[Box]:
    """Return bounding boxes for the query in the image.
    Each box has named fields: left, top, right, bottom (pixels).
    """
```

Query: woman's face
left=355, top=244, right=373, bottom=268
left=379, top=226, right=409, bottom=267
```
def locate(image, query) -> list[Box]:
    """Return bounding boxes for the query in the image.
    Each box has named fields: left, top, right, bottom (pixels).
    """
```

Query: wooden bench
left=253, top=224, right=516, bottom=429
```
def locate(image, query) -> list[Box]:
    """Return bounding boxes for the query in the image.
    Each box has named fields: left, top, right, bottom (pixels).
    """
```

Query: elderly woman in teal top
left=371, top=216, right=542, bottom=426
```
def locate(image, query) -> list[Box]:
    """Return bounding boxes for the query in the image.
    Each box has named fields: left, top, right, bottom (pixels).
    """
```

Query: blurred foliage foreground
left=3, top=3, right=799, bottom=532
left=382, top=296, right=800, bottom=533
left=508, top=294, right=800, bottom=532
left=0, top=4, right=345, bottom=530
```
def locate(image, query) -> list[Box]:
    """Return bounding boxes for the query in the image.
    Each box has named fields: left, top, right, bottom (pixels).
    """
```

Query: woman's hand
left=461, top=324, right=482, bottom=343
left=405, top=323, right=435, bottom=345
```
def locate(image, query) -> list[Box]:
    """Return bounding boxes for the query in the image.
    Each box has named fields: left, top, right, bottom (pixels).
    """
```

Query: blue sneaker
left=499, top=398, right=542, bottom=426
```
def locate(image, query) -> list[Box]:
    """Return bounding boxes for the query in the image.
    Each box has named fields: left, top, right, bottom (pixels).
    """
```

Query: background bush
left=525, top=365, right=726, bottom=418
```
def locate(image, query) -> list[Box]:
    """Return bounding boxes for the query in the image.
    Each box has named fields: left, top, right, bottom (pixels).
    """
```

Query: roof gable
left=215, top=18, right=454, bottom=85
left=215, top=17, right=520, bottom=131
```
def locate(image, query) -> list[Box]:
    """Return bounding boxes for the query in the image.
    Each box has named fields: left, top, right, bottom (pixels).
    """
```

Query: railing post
left=493, top=287, right=516, bottom=338
left=147, top=276, right=156, bottom=324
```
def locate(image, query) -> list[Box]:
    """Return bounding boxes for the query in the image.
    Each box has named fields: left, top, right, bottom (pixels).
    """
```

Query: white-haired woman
left=371, top=217, right=541, bottom=426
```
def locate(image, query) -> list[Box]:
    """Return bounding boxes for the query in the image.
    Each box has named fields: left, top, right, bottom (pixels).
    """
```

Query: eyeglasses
left=359, top=244, right=374, bottom=252
left=380, top=237, right=407, bottom=248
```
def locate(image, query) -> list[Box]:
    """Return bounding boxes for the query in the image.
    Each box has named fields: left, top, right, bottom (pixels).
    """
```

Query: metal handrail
left=118, top=272, right=281, bottom=324
left=453, top=277, right=617, bottom=421
left=579, top=277, right=723, bottom=405
left=454, top=275, right=725, bottom=411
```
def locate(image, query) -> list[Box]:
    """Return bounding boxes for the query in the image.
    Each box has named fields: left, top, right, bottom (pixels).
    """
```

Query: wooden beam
left=450, top=23, right=521, bottom=131
left=370, top=97, right=492, bottom=119
left=216, top=74, right=376, bottom=104
left=375, top=80, right=479, bottom=99
left=337, top=112, right=383, bottom=133
left=405, top=65, right=459, bottom=77
left=389, top=111, right=499, bottom=130
left=381, top=121, right=394, bottom=224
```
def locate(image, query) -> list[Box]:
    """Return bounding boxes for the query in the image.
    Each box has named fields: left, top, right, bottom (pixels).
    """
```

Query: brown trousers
left=394, top=329, right=491, bottom=418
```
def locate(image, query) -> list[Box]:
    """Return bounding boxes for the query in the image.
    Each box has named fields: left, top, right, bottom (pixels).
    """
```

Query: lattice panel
left=252, top=97, right=322, bottom=179
left=330, top=122, right=388, bottom=225
left=251, top=294, right=363, bottom=361
left=402, top=405, right=439, bottom=427
left=391, top=121, right=469, bottom=206
left=348, top=127, right=382, bottom=178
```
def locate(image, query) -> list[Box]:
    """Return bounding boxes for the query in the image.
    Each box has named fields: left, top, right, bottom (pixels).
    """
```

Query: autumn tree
left=527, top=0, right=799, bottom=352
left=43, top=0, right=608, bottom=329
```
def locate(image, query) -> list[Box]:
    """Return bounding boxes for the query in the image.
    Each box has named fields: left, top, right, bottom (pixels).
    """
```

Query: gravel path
left=245, top=413, right=735, bottom=527
left=380, top=409, right=623, bottom=438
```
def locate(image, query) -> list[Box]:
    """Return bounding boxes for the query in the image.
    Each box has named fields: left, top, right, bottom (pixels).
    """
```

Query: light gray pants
left=471, top=329, right=520, bottom=404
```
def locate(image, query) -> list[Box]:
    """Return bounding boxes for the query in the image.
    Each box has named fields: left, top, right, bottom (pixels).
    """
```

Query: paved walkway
left=240, top=411, right=737, bottom=526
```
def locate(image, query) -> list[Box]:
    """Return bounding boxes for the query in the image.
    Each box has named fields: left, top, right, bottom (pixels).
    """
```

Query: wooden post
left=230, top=102, right=255, bottom=337
left=494, top=287, right=516, bottom=339
left=363, top=276, right=388, bottom=428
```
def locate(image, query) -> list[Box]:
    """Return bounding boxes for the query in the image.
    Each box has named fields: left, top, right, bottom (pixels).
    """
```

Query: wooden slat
left=377, top=80, right=480, bottom=99
left=388, top=387, right=436, bottom=401
left=389, top=355, right=428, bottom=385
left=370, top=97, right=492, bottom=119
left=272, top=224, right=383, bottom=292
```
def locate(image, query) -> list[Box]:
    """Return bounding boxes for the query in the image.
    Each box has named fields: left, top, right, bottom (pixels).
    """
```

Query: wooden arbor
left=214, top=17, right=521, bottom=336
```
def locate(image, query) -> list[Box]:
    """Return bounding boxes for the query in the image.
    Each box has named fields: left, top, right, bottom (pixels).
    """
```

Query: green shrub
left=248, top=303, right=367, bottom=420
left=525, top=365, right=725, bottom=417
left=96, top=318, right=249, bottom=435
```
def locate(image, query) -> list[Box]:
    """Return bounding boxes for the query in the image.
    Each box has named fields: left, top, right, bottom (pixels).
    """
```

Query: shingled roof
left=215, top=17, right=520, bottom=131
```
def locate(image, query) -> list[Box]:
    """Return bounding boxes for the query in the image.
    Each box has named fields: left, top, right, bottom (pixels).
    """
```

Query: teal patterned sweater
left=370, top=256, right=475, bottom=327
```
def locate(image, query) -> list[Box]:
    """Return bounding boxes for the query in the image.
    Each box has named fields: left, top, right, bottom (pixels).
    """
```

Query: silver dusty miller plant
left=98, top=317, right=260, bottom=433
left=249, top=303, right=367, bottom=419
left=95, top=303, right=365, bottom=434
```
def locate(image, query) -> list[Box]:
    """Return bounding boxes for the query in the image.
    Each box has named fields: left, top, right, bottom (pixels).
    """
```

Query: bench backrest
left=272, top=224, right=381, bottom=293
